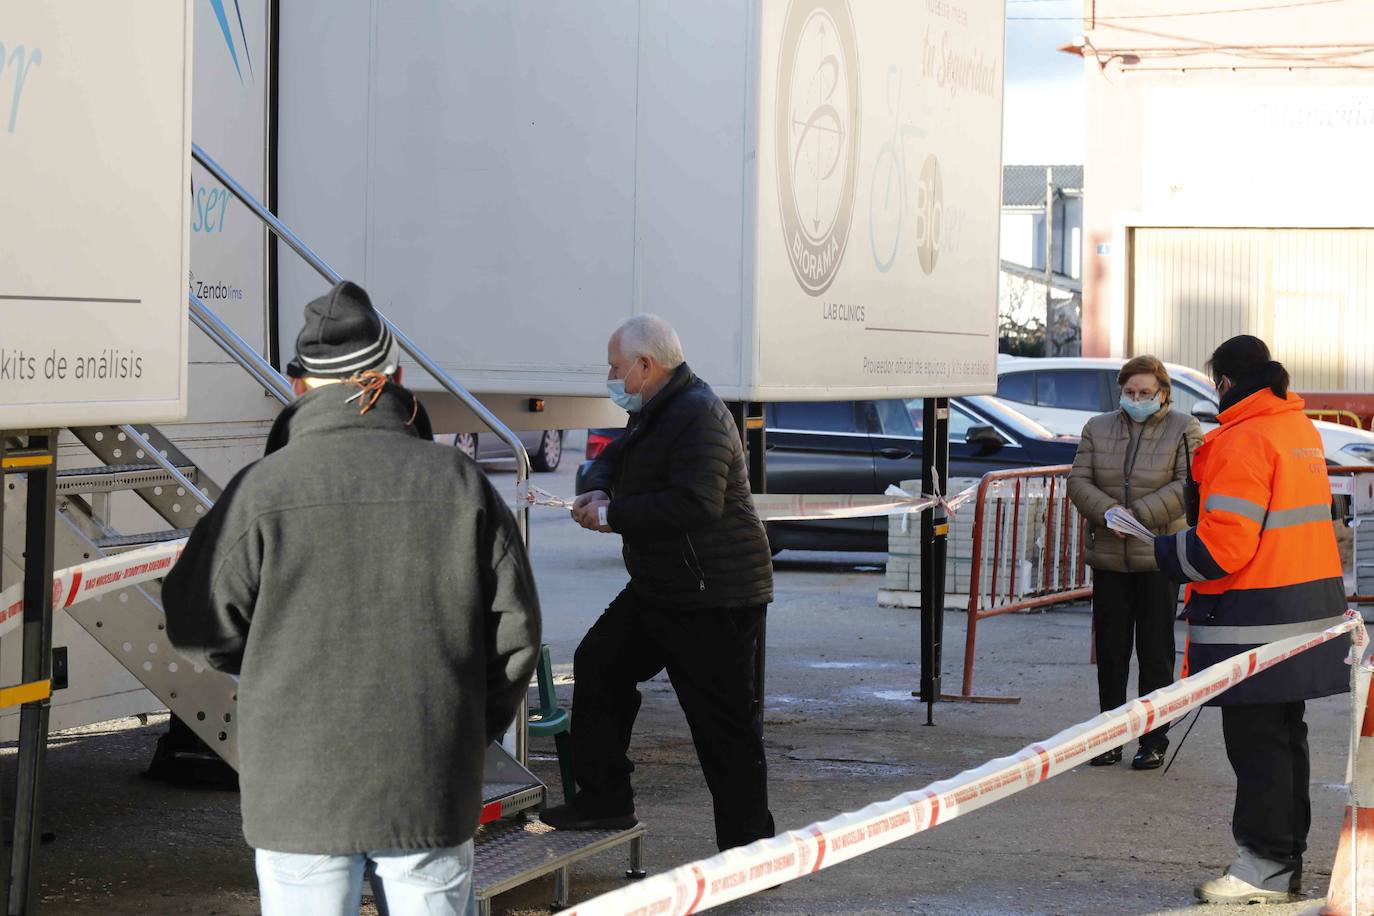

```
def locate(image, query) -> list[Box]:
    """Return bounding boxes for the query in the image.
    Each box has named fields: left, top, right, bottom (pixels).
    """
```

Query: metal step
left=93, top=528, right=194, bottom=553
left=70, top=426, right=221, bottom=533
left=2, top=476, right=226, bottom=742
left=474, top=817, right=645, bottom=915
left=480, top=743, right=546, bottom=822
left=57, top=463, right=199, bottom=496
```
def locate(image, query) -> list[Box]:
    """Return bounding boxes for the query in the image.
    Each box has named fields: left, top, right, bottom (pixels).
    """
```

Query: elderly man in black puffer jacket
left=540, top=315, right=775, bottom=851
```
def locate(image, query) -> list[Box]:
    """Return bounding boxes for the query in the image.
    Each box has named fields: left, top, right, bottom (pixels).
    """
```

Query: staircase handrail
left=190, top=143, right=532, bottom=542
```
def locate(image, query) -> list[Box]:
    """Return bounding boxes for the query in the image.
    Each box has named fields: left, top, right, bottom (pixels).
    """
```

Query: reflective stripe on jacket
left=1154, top=389, right=1348, bottom=705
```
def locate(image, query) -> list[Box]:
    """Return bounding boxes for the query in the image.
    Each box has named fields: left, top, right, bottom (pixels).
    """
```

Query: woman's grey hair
left=614, top=314, right=684, bottom=369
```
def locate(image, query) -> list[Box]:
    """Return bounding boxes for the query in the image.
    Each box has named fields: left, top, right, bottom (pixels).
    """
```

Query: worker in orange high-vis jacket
left=1154, top=335, right=1348, bottom=906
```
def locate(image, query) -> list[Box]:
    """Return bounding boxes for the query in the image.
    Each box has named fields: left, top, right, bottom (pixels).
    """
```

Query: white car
left=993, top=355, right=1374, bottom=467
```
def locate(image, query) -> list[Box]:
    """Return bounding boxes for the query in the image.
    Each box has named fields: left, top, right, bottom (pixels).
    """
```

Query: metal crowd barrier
left=957, top=463, right=1374, bottom=698
left=1330, top=465, right=1374, bottom=604
left=1307, top=408, right=1368, bottom=430
left=959, top=465, right=1090, bottom=697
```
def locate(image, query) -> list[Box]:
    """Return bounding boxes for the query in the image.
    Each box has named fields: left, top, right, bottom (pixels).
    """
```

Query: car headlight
left=1339, top=443, right=1374, bottom=464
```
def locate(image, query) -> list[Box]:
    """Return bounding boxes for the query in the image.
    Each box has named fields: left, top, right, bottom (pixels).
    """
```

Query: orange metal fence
left=957, top=463, right=1374, bottom=699
left=960, top=465, right=1090, bottom=697
left=1306, top=409, right=1368, bottom=430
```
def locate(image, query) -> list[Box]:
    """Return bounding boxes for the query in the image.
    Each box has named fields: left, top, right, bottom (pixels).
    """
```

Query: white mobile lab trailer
left=274, top=0, right=1005, bottom=427
left=2, top=0, right=1004, bottom=908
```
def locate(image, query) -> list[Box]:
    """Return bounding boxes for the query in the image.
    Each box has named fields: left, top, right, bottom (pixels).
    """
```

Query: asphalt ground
left=4, top=432, right=1360, bottom=914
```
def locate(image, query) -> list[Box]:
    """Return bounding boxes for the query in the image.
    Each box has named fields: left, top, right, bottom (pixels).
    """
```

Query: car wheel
left=455, top=433, right=477, bottom=460
left=531, top=430, right=562, bottom=472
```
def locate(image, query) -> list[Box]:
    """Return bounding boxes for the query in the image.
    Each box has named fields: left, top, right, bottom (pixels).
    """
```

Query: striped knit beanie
left=285, top=281, right=400, bottom=379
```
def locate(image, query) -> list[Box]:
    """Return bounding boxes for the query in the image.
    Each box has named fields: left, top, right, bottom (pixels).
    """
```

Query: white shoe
left=1194, top=872, right=1298, bottom=905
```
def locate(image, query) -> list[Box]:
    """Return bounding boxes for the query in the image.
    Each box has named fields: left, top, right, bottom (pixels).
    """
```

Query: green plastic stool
left=528, top=645, right=576, bottom=804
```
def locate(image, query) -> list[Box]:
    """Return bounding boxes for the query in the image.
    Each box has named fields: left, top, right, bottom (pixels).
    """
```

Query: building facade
left=1079, top=0, right=1374, bottom=392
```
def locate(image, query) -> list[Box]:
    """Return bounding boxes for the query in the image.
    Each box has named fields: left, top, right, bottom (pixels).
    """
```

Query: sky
left=1002, top=0, right=1086, bottom=165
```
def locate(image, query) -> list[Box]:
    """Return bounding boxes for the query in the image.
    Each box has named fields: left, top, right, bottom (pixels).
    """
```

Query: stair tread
left=58, top=462, right=194, bottom=477
left=95, top=529, right=194, bottom=549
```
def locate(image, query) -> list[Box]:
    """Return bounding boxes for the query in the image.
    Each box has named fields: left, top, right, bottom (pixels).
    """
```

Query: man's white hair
left=614, top=314, right=684, bottom=369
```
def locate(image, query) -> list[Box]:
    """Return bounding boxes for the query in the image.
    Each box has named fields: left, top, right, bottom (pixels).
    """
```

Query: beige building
left=1078, top=0, right=1374, bottom=393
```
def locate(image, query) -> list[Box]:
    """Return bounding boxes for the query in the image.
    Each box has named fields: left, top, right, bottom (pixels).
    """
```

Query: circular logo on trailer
left=775, top=0, right=860, bottom=297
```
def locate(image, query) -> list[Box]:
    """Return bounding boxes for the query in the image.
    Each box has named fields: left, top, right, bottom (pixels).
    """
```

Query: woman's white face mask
left=1120, top=373, right=1162, bottom=422
left=1120, top=393, right=1161, bottom=422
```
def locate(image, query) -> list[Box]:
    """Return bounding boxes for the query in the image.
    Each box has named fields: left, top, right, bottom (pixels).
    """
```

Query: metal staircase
left=0, top=145, right=643, bottom=912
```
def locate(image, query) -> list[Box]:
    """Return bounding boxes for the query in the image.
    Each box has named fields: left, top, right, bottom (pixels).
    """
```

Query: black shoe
left=1089, top=748, right=1122, bottom=766
left=539, top=802, right=638, bottom=832
left=1131, top=746, right=1166, bottom=770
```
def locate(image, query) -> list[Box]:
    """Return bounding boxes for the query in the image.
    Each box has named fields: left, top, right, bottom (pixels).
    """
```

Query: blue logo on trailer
left=208, top=0, right=252, bottom=83
left=0, top=42, right=42, bottom=133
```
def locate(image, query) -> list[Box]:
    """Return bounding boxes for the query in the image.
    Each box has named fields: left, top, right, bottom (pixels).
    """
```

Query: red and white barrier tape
left=517, top=482, right=978, bottom=523
left=567, top=611, right=1369, bottom=915
left=0, top=539, right=188, bottom=640
left=519, top=483, right=577, bottom=510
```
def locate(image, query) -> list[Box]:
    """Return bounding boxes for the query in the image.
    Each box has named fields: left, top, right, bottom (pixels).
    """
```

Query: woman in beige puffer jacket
left=1068, top=355, right=1203, bottom=770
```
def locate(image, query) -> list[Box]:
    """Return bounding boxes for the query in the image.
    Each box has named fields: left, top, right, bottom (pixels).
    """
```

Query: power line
left=1010, top=0, right=1351, bottom=20
left=1079, top=17, right=1374, bottom=69
left=1090, top=16, right=1374, bottom=53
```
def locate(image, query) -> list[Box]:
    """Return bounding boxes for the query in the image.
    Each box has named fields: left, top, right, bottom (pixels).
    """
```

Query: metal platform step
left=480, top=743, right=545, bottom=821
left=92, top=528, right=194, bottom=553
left=474, top=817, right=646, bottom=915
left=57, top=462, right=199, bottom=495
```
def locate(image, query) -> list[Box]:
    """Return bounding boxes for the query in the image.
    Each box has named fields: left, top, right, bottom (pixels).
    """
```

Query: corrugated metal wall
left=1130, top=227, right=1374, bottom=391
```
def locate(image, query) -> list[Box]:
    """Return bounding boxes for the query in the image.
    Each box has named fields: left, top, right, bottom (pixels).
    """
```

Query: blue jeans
left=256, top=842, right=476, bottom=916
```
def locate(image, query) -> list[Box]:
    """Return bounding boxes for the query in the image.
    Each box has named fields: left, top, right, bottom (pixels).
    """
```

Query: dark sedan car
left=576, top=395, right=1080, bottom=552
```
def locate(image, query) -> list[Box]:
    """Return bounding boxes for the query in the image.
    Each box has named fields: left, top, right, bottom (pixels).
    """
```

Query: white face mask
left=1120, top=393, right=1161, bottom=422
left=606, top=360, right=644, bottom=412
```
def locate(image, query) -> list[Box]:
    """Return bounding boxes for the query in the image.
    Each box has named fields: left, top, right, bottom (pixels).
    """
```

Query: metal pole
left=118, top=425, right=215, bottom=512
left=919, top=399, right=951, bottom=723
left=7, top=432, right=57, bottom=915
left=1044, top=167, right=1055, bottom=355
left=189, top=293, right=294, bottom=405
left=746, top=404, right=767, bottom=710
left=1349, top=651, right=1364, bottom=915
left=729, top=403, right=769, bottom=723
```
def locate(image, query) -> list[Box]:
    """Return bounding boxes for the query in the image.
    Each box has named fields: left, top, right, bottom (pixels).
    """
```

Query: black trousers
left=1091, top=568, right=1178, bottom=748
left=570, top=587, right=775, bottom=851
left=1221, top=701, right=1310, bottom=888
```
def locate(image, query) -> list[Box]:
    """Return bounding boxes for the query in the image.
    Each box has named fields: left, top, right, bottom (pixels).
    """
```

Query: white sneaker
left=1194, top=872, right=1299, bottom=905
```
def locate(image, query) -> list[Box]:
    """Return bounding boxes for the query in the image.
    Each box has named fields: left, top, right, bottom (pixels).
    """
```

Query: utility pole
left=1044, top=166, right=1054, bottom=356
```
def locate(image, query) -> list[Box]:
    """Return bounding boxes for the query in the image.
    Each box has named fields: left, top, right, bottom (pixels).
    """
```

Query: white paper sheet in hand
left=1105, top=506, right=1156, bottom=543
